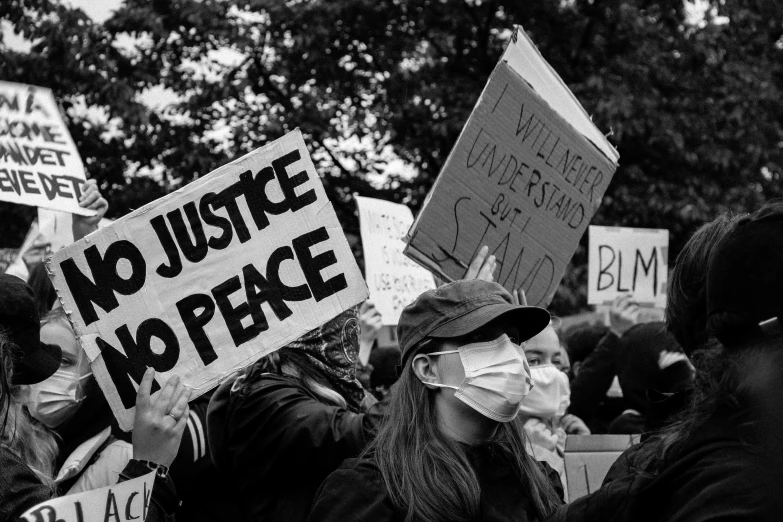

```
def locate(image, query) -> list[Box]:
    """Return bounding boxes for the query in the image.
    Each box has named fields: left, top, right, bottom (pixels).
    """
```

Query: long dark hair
left=369, top=338, right=561, bottom=522
left=666, top=213, right=740, bottom=355
left=0, top=330, right=13, bottom=438
left=651, top=335, right=778, bottom=472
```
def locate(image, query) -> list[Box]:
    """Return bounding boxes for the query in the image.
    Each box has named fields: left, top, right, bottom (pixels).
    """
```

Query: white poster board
left=49, top=130, right=368, bottom=430
left=587, top=226, right=669, bottom=308
left=356, top=196, right=435, bottom=325
left=21, top=472, right=155, bottom=522
left=0, top=81, right=94, bottom=215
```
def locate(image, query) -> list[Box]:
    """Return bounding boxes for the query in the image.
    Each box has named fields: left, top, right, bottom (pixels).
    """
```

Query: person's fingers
left=167, top=386, right=191, bottom=420
left=517, top=288, right=528, bottom=306
left=79, top=190, right=100, bottom=208
left=465, top=246, right=489, bottom=279
left=477, top=254, right=496, bottom=281
left=153, top=374, right=180, bottom=414
left=90, top=196, right=108, bottom=212
left=174, top=404, right=190, bottom=432
left=166, top=380, right=188, bottom=412
left=79, top=180, right=97, bottom=201
left=136, top=368, right=155, bottom=409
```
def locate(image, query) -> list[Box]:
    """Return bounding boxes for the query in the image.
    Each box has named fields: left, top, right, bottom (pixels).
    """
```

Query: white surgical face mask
left=519, top=364, right=571, bottom=420
left=27, top=368, right=92, bottom=428
left=426, top=334, right=533, bottom=423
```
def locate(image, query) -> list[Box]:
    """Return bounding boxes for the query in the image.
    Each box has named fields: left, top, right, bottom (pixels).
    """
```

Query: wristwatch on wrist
left=136, top=460, right=170, bottom=479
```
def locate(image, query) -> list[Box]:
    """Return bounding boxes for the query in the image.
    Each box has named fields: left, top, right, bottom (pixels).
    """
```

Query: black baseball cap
left=0, top=273, right=62, bottom=385
left=397, top=279, right=551, bottom=361
left=707, top=203, right=783, bottom=347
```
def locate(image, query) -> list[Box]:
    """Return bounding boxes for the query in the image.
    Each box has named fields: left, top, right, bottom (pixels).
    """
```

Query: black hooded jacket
left=207, top=363, right=383, bottom=522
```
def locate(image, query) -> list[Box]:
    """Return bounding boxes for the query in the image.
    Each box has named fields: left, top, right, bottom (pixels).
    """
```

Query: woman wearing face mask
left=519, top=325, right=590, bottom=499
left=0, top=274, right=189, bottom=521
left=25, top=308, right=133, bottom=493
left=207, top=307, right=384, bottom=522
left=308, top=280, right=563, bottom=522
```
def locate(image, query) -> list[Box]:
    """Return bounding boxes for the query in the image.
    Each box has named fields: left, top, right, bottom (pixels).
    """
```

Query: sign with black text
left=49, top=130, right=368, bottom=430
left=0, top=81, right=94, bottom=215
left=356, top=196, right=435, bottom=325
left=404, top=27, right=619, bottom=306
left=587, top=226, right=669, bottom=308
left=21, top=471, right=155, bottom=522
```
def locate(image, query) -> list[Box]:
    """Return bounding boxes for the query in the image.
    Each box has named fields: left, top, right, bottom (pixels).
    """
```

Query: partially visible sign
left=404, top=26, right=619, bottom=307
left=356, top=196, right=435, bottom=325
left=38, top=208, right=114, bottom=252
left=0, top=81, right=93, bottom=215
left=587, top=226, right=669, bottom=308
left=49, top=130, right=368, bottom=430
left=21, top=471, right=155, bottom=522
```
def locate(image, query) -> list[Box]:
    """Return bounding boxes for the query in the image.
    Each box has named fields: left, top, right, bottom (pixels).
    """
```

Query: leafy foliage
left=1, top=0, right=781, bottom=315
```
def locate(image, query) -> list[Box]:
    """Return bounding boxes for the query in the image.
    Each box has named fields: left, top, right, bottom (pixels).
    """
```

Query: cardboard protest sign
left=38, top=207, right=114, bottom=253
left=564, top=435, right=639, bottom=501
left=21, top=471, right=155, bottom=522
left=404, top=26, right=620, bottom=307
left=356, top=196, right=435, bottom=325
left=0, top=81, right=94, bottom=215
left=587, top=226, right=669, bottom=308
left=49, top=130, right=368, bottom=430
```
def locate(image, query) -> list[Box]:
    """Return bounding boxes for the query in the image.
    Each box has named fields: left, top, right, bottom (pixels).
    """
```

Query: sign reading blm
left=356, top=196, right=435, bottom=325
left=0, top=81, right=95, bottom=215
left=404, top=26, right=620, bottom=307
left=587, top=226, right=669, bottom=308
left=49, top=130, right=368, bottom=430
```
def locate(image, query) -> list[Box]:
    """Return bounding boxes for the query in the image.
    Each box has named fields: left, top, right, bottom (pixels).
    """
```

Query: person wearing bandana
left=207, top=307, right=384, bottom=522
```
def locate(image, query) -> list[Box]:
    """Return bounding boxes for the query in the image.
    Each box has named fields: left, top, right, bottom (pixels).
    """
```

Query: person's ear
left=412, top=354, right=441, bottom=389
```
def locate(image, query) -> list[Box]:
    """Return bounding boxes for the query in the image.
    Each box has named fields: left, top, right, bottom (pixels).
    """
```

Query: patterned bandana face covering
left=286, top=307, right=366, bottom=411
left=426, top=334, right=533, bottom=423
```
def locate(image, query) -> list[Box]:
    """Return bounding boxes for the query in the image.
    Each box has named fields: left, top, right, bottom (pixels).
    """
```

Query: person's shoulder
left=320, top=455, right=385, bottom=494
left=656, top=441, right=768, bottom=521
left=309, top=456, right=395, bottom=522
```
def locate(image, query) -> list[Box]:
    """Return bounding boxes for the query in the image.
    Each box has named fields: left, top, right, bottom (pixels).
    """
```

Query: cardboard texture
left=404, top=26, right=619, bottom=307
left=21, top=471, right=155, bottom=522
left=0, top=81, right=93, bottom=215
left=49, top=130, right=368, bottom=430
left=356, top=196, right=435, bottom=325
left=588, top=226, right=669, bottom=308
left=564, top=434, right=640, bottom=501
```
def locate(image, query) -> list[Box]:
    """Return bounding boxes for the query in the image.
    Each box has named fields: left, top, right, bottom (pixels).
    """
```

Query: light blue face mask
left=27, top=369, right=92, bottom=428
left=425, top=334, right=533, bottom=422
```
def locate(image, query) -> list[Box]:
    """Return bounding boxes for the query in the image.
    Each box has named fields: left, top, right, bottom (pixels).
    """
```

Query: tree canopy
left=1, top=0, right=781, bottom=315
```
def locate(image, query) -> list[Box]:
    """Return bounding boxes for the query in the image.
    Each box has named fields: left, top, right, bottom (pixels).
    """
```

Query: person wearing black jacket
left=550, top=203, right=783, bottom=522
left=568, top=298, right=692, bottom=434
left=207, top=308, right=384, bottom=522
left=309, top=280, right=563, bottom=522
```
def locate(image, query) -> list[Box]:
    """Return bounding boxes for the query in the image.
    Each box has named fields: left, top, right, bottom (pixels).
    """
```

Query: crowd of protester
left=1, top=179, right=780, bottom=521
